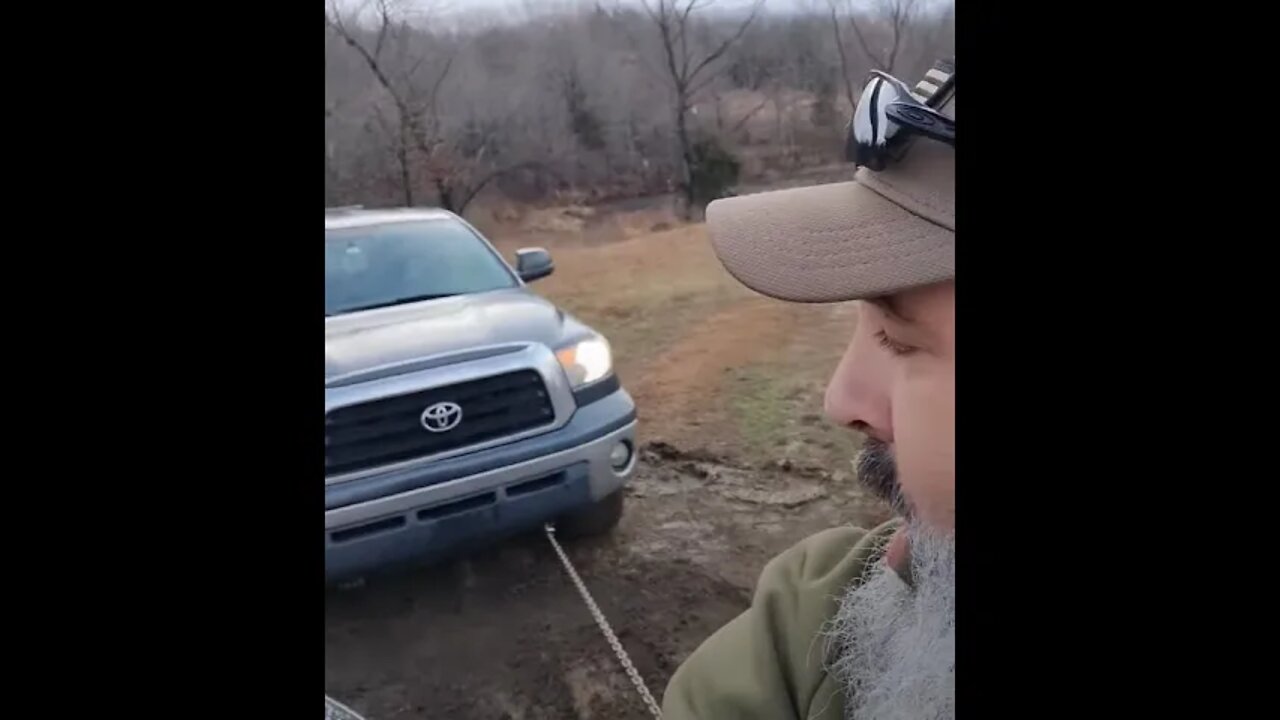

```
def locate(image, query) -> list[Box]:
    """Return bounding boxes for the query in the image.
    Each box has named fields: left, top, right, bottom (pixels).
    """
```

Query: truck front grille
left=325, top=370, right=556, bottom=478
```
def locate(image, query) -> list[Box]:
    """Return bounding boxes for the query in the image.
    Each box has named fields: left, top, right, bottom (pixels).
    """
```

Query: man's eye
left=874, top=330, right=916, bottom=356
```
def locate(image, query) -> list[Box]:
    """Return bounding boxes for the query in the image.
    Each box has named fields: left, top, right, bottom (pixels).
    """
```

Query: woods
left=324, top=0, right=955, bottom=217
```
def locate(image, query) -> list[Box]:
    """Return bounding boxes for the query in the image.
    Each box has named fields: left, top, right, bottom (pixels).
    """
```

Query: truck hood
left=325, top=289, right=580, bottom=381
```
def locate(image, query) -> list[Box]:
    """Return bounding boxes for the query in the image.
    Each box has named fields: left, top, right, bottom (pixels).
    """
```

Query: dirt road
left=325, top=217, right=889, bottom=719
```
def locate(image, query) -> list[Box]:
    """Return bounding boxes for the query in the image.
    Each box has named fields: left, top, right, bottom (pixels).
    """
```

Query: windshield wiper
left=340, top=293, right=457, bottom=314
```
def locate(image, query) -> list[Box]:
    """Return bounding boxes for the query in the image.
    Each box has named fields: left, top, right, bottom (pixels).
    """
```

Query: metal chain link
left=544, top=523, right=664, bottom=719
left=326, top=528, right=662, bottom=720
left=325, top=695, right=367, bottom=720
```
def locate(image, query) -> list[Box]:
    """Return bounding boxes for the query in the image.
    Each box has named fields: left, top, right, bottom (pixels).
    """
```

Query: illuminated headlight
left=555, top=336, right=613, bottom=388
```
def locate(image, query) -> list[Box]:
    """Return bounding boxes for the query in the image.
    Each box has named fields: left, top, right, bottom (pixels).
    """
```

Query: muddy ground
left=325, top=205, right=890, bottom=719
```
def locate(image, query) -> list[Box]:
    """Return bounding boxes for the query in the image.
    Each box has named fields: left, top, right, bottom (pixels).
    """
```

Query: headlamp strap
left=914, top=58, right=955, bottom=108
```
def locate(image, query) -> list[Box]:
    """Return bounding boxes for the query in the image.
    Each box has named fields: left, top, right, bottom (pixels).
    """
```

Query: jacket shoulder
left=661, top=522, right=898, bottom=720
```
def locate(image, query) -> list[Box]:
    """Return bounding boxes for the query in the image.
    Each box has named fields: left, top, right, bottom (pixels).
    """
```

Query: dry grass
left=487, top=215, right=861, bottom=467
left=493, top=224, right=747, bottom=372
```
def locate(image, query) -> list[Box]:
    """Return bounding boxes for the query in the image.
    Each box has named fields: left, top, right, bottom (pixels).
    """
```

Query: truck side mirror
left=516, top=248, right=555, bottom=283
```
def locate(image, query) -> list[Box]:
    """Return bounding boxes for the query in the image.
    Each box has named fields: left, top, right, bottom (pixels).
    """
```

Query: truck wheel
left=556, top=489, right=625, bottom=539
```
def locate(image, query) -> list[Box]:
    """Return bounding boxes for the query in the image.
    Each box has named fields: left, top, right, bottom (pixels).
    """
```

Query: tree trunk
left=397, top=123, right=414, bottom=207
left=674, top=96, right=695, bottom=220
left=436, top=178, right=455, bottom=213
left=773, top=92, right=784, bottom=145
left=830, top=6, right=858, bottom=116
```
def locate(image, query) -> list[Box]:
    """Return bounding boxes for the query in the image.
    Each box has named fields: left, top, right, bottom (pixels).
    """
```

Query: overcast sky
left=456, top=0, right=874, bottom=15
left=331, top=0, right=953, bottom=31
left=336, top=0, right=916, bottom=22
left=432, top=0, right=812, bottom=12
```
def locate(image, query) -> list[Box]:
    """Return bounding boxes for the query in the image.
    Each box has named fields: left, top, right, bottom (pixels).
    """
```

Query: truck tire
left=556, top=489, right=625, bottom=539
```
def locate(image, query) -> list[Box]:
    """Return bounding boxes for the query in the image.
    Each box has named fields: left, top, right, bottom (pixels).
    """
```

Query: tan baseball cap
left=706, top=66, right=955, bottom=303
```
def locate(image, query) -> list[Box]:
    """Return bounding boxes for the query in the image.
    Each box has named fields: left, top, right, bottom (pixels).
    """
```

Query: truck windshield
left=325, top=219, right=517, bottom=316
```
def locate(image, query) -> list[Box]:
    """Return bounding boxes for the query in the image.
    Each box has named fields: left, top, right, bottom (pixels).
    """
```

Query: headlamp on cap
left=847, top=61, right=955, bottom=172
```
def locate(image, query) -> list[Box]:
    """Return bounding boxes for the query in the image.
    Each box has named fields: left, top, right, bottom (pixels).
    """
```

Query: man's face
left=823, top=280, right=956, bottom=720
left=824, top=281, right=955, bottom=532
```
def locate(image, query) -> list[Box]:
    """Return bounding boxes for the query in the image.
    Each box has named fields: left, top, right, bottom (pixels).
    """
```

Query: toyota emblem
left=420, top=401, right=463, bottom=433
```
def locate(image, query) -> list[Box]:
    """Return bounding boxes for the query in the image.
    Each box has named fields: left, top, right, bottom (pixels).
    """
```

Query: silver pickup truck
left=324, top=207, right=637, bottom=581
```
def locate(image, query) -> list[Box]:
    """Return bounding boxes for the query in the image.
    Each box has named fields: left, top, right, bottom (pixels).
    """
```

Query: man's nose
left=824, top=329, right=892, bottom=440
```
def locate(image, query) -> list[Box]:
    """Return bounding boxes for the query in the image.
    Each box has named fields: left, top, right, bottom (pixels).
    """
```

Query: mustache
left=855, top=438, right=909, bottom=516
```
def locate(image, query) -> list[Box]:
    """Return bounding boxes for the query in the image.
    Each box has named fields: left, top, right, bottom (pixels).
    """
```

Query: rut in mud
left=325, top=443, right=891, bottom=720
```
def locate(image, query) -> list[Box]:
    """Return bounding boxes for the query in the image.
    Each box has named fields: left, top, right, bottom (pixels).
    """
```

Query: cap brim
left=705, top=179, right=954, bottom=303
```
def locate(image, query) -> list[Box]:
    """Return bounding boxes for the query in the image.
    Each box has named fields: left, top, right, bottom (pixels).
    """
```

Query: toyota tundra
left=324, top=207, right=637, bottom=581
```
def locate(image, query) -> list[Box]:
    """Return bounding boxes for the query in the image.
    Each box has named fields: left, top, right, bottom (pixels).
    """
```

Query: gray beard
left=825, top=521, right=955, bottom=720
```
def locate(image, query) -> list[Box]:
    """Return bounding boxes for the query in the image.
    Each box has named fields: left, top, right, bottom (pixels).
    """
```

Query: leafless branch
left=373, top=0, right=392, bottom=60
left=650, top=3, right=685, bottom=94
left=684, top=62, right=730, bottom=104
left=844, top=0, right=916, bottom=74
left=686, top=0, right=762, bottom=87
left=845, top=12, right=881, bottom=70
left=729, top=96, right=771, bottom=133
left=636, top=0, right=763, bottom=217
left=454, top=161, right=564, bottom=215
left=829, top=1, right=857, bottom=112
left=325, top=5, right=408, bottom=117
left=425, top=49, right=456, bottom=130
left=885, top=0, right=915, bottom=74
left=639, top=0, right=662, bottom=24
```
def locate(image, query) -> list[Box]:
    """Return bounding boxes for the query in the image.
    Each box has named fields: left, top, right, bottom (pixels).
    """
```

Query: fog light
left=609, top=441, right=632, bottom=470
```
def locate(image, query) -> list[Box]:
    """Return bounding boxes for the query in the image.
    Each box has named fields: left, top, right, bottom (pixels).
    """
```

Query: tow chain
left=325, top=694, right=367, bottom=720
left=325, top=527, right=663, bottom=720
left=544, top=522, right=664, bottom=719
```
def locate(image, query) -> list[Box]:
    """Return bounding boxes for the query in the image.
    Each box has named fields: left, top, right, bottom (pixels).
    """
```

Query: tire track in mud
left=625, top=296, right=800, bottom=451
left=325, top=535, right=750, bottom=720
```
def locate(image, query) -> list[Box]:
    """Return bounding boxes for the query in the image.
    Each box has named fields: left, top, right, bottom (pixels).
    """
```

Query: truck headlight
left=555, top=337, right=612, bottom=388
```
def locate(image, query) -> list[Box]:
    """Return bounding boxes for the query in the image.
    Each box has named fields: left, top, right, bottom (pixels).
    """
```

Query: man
left=661, top=60, right=956, bottom=720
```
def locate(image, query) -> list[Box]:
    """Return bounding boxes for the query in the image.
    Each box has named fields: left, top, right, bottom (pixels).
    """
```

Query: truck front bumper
left=324, top=387, right=636, bottom=582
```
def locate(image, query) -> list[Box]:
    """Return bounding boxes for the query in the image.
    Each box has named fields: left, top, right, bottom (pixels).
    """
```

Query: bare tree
left=830, top=0, right=934, bottom=130
left=638, top=0, right=763, bottom=218
left=838, top=0, right=916, bottom=75
left=324, top=1, right=950, bottom=213
left=324, top=0, right=454, bottom=206
left=829, top=1, right=859, bottom=114
left=326, top=1, right=569, bottom=215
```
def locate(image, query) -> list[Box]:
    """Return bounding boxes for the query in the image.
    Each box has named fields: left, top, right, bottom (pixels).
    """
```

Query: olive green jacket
left=661, top=520, right=900, bottom=720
